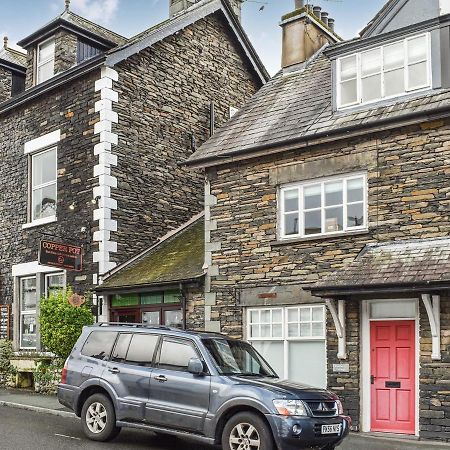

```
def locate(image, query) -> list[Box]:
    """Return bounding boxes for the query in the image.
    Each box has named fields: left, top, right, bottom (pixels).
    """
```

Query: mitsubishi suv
left=58, top=324, right=350, bottom=450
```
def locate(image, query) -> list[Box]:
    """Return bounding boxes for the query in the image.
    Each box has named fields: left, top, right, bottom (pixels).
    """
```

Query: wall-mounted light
left=69, top=202, right=77, bottom=211
left=91, top=196, right=101, bottom=205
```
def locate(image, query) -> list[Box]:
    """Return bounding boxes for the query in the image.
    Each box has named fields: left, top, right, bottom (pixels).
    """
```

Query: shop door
left=370, top=320, right=415, bottom=434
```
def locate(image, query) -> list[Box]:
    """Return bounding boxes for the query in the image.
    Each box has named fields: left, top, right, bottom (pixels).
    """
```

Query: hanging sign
left=68, top=293, right=86, bottom=307
left=39, top=239, right=83, bottom=272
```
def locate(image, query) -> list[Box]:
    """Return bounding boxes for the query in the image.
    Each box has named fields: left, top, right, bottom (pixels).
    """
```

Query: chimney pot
left=321, top=11, right=329, bottom=26
left=65, top=0, right=70, bottom=11
left=3, top=36, right=8, bottom=49
left=328, top=17, right=335, bottom=31
left=313, top=6, right=322, bottom=19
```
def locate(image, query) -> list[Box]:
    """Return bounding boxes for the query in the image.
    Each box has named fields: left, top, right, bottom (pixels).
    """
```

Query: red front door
left=370, top=320, right=415, bottom=435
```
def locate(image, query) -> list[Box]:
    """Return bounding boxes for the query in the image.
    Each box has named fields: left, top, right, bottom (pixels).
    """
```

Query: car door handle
left=154, top=375, right=168, bottom=383
left=108, top=367, right=120, bottom=374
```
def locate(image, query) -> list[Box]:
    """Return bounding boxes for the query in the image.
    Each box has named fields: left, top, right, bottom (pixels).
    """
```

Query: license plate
left=321, top=424, right=341, bottom=435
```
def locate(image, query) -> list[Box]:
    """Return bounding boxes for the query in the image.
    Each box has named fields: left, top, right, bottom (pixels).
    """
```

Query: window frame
left=337, top=32, right=432, bottom=109
left=19, top=276, right=38, bottom=350
left=45, top=272, right=65, bottom=298
left=247, top=305, right=327, bottom=385
left=36, top=37, right=55, bottom=85
left=30, top=146, right=58, bottom=223
left=279, top=172, right=368, bottom=240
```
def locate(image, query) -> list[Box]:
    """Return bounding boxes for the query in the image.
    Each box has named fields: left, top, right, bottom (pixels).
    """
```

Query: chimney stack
left=328, top=17, right=335, bottom=31
left=294, top=0, right=304, bottom=9
left=3, top=36, right=8, bottom=49
left=280, top=2, right=337, bottom=69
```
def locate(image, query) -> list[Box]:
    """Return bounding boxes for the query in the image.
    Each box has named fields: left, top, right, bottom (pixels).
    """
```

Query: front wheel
left=222, top=412, right=274, bottom=450
left=81, top=393, right=121, bottom=442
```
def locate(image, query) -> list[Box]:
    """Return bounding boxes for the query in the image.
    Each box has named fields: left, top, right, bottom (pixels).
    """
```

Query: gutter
left=0, top=54, right=105, bottom=115
left=95, top=276, right=205, bottom=294
left=185, top=101, right=450, bottom=168
left=309, top=280, right=450, bottom=297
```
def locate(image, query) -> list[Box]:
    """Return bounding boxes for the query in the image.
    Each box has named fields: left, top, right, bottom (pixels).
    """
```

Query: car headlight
left=273, top=399, right=308, bottom=417
left=336, top=400, right=344, bottom=415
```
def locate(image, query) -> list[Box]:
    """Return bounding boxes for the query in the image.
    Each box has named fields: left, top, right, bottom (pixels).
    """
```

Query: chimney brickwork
left=170, top=0, right=243, bottom=21
left=281, top=2, right=337, bottom=69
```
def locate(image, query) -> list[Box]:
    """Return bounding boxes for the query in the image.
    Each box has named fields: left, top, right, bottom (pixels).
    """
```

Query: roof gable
left=0, top=47, right=27, bottom=72
left=106, top=0, right=269, bottom=83
left=361, top=0, right=441, bottom=38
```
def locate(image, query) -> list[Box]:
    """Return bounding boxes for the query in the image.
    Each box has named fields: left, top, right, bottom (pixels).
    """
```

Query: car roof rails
left=94, top=322, right=173, bottom=331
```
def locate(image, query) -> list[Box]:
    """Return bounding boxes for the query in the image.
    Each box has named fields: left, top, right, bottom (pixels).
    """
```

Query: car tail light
left=61, top=360, right=69, bottom=384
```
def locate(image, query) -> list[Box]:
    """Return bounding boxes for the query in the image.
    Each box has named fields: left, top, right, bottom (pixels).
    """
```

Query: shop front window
left=247, top=305, right=327, bottom=388
left=111, top=289, right=183, bottom=328
left=20, top=277, right=37, bottom=349
left=45, top=272, right=65, bottom=297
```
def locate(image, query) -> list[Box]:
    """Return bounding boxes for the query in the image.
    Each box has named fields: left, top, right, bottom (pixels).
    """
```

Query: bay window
left=248, top=306, right=327, bottom=388
left=280, top=173, right=367, bottom=240
left=337, top=33, right=431, bottom=109
left=36, top=38, right=55, bottom=84
left=31, top=147, right=57, bottom=222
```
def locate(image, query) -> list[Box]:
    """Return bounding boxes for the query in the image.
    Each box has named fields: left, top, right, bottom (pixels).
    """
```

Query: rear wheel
left=222, top=412, right=274, bottom=450
left=81, top=393, right=121, bottom=442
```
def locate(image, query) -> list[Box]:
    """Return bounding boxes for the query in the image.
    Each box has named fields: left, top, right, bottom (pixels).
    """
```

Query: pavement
left=0, top=388, right=449, bottom=450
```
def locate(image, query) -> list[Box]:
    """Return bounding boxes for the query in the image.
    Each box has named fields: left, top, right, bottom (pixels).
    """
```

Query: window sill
left=22, top=216, right=57, bottom=230
left=271, top=229, right=370, bottom=247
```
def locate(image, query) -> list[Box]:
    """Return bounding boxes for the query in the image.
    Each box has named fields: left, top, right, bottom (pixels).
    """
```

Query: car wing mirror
left=187, top=357, right=205, bottom=376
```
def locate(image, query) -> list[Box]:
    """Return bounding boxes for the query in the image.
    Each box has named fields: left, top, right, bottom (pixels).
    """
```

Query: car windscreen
left=202, top=338, right=278, bottom=377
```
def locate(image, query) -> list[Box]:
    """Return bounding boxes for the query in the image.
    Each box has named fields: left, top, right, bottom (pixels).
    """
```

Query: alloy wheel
left=229, top=422, right=260, bottom=450
left=85, top=401, right=108, bottom=434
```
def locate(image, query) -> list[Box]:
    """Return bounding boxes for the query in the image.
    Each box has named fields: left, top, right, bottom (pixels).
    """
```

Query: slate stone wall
left=206, top=118, right=450, bottom=440
left=0, top=66, right=12, bottom=103
left=185, top=285, right=205, bottom=330
left=0, top=70, right=101, bottom=307
left=112, top=12, right=261, bottom=264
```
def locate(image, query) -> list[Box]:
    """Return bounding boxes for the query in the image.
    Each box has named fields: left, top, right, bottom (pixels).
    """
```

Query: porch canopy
left=309, top=237, right=449, bottom=361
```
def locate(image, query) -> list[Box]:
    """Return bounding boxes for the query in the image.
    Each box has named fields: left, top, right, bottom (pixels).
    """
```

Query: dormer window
left=36, top=38, right=55, bottom=84
left=337, top=33, right=431, bottom=109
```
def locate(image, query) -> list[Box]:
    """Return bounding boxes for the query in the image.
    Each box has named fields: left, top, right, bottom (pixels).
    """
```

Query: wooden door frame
left=360, top=299, right=419, bottom=436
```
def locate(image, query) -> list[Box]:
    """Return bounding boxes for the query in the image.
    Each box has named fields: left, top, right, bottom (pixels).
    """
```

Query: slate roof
left=97, top=215, right=205, bottom=292
left=17, top=9, right=127, bottom=48
left=310, top=237, right=450, bottom=294
left=0, top=47, right=27, bottom=69
left=187, top=47, right=450, bottom=167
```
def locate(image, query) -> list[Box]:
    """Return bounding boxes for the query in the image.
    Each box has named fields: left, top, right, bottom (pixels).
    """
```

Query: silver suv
left=58, top=323, right=350, bottom=450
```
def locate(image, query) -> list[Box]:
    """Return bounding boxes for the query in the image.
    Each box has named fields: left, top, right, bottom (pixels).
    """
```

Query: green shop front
left=96, top=215, right=205, bottom=330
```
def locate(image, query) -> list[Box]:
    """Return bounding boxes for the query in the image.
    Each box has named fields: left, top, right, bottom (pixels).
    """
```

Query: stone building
left=187, top=0, right=450, bottom=443
left=0, top=0, right=266, bottom=352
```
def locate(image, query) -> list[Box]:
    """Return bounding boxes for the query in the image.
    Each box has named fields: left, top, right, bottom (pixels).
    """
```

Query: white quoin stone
left=99, top=197, right=118, bottom=210
left=100, top=131, right=118, bottom=145
left=99, top=174, right=117, bottom=189
left=100, top=109, right=119, bottom=123
left=99, top=241, right=118, bottom=253
left=93, top=230, right=111, bottom=243
left=100, top=87, right=119, bottom=103
left=99, top=218, right=118, bottom=232
left=94, top=120, right=112, bottom=134
left=440, top=0, right=450, bottom=15
left=98, top=152, right=118, bottom=167
left=94, top=164, right=111, bottom=177
left=94, top=142, right=112, bottom=155
left=95, top=77, right=113, bottom=92
left=95, top=99, right=113, bottom=113
left=93, top=208, right=111, bottom=221
left=101, top=66, right=119, bottom=81
left=93, top=185, right=111, bottom=199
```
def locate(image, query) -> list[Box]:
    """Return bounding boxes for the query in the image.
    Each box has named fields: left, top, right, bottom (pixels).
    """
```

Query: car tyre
left=222, top=411, right=274, bottom=450
left=81, top=393, right=121, bottom=442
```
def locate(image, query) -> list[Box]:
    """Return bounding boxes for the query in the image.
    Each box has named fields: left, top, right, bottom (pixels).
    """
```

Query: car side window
left=81, top=331, right=117, bottom=361
left=125, top=333, right=159, bottom=367
left=111, top=333, right=132, bottom=363
left=157, top=338, right=199, bottom=372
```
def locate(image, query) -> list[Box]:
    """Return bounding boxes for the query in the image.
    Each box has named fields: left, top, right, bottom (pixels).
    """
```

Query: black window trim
left=109, top=331, right=161, bottom=367
left=155, top=336, right=209, bottom=375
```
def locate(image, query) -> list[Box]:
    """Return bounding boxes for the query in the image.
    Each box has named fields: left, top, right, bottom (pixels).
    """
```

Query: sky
left=0, top=0, right=388, bottom=75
